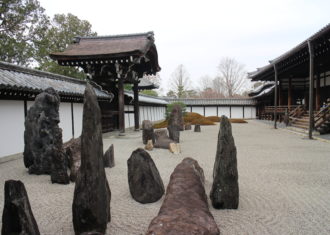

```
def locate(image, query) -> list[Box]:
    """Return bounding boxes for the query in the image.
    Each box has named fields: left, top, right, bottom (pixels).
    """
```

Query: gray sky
left=39, top=0, right=330, bottom=93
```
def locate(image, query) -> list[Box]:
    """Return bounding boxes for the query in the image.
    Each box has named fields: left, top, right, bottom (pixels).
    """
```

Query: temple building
left=249, top=24, right=330, bottom=137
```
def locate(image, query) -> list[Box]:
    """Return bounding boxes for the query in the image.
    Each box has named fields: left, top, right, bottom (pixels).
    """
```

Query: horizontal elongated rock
left=210, top=115, right=239, bottom=209
left=104, top=144, right=115, bottom=168
left=63, top=137, right=81, bottom=182
left=1, top=180, right=40, bottom=235
left=142, top=120, right=155, bottom=144
left=72, top=84, right=111, bottom=235
left=127, top=148, right=164, bottom=203
left=146, top=158, right=220, bottom=235
left=154, top=129, right=169, bottom=141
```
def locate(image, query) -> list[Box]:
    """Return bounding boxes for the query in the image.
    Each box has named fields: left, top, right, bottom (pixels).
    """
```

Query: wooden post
left=288, top=77, right=292, bottom=109
left=278, top=80, right=282, bottom=106
left=273, top=64, right=278, bottom=129
left=316, top=73, right=321, bottom=111
left=308, top=40, right=314, bottom=139
left=133, top=82, right=140, bottom=131
left=118, top=77, right=125, bottom=134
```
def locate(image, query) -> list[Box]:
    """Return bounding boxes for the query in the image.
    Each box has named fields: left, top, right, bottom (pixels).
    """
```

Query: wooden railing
left=315, top=104, right=330, bottom=129
left=264, top=105, right=299, bottom=114
left=288, top=105, right=305, bottom=119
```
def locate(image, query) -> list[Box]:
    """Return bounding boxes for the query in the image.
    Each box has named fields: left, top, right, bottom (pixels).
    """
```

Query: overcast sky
left=39, top=0, right=330, bottom=93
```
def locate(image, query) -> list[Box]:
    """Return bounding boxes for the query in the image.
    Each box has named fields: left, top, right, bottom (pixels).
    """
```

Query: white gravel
left=1, top=120, right=330, bottom=235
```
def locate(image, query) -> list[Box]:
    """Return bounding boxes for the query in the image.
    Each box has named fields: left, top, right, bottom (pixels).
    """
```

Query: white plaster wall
left=192, top=106, right=204, bottom=116
left=218, top=107, right=230, bottom=117
left=59, top=103, right=72, bottom=142
left=244, top=106, right=257, bottom=119
left=231, top=107, right=243, bottom=118
left=205, top=107, right=217, bottom=116
left=0, top=100, right=25, bottom=157
left=73, top=103, right=83, bottom=138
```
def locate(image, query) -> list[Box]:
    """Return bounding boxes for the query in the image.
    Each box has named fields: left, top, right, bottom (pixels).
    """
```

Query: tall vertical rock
left=63, top=137, right=81, bottom=182
left=167, top=104, right=182, bottom=143
left=1, top=180, right=40, bottom=235
left=103, top=144, right=115, bottom=168
left=23, top=87, right=69, bottom=184
left=142, top=120, right=155, bottom=144
left=210, top=115, right=239, bottom=209
left=146, top=158, right=219, bottom=234
left=127, top=148, right=164, bottom=203
left=72, top=83, right=111, bottom=234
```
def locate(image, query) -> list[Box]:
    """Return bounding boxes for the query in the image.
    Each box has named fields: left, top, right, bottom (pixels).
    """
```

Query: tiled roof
left=125, top=91, right=168, bottom=105
left=164, top=98, right=257, bottom=106
left=0, top=61, right=113, bottom=100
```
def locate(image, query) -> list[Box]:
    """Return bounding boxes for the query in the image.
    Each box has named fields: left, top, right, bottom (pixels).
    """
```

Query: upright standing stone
left=146, top=158, right=219, bottom=235
left=104, top=144, right=115, bottom=168
left=72, top=83, right=111, bottom=235
left=1, top=180, right=40, bottom=235
left=63, top=137, right=81, bottom=182
left=23, top=87, right=69, bottom=183
left=194, top=124, right=201, bottom=132
left=127, top=148, right=164, bottom=204
left=167, top=104, right=182, bottom=143
left=142, top=120, right=155, bottom=144
left=210, top=115, right=239, bottom=209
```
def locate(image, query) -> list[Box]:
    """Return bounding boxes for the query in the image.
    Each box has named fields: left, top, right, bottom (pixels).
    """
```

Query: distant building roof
left=50, top=31, right=160, bottom=74
left=0, top=61, right=113, bottom=101
left=248, top=23, right=330, bottom=81
left=164, top=98, right=257, bottom=106
left=125, top=91, right=168, bottom=105
left=138, top=78, right=159, bottom=90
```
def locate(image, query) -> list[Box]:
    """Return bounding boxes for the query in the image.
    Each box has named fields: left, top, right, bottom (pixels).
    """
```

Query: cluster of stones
left=23, top=87, right=69, bottom=184
left=146, top=158, right=220, bottom=234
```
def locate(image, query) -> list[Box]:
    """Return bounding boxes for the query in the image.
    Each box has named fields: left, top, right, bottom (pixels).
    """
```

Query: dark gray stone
left=210, top=115, right=239, bottom=209
left=194, top=124, right=201, bottom=132
left=1, top=180, right=40, bottom=235
left=167, top=105, right=182, bottom=143
left=142, top=120, right=155, bottom=144
left=154, top=129, right=169, bottom=141
left=23, top=87, right=69, bottom=184
left=127, top=148, right=164, bottom=204
left=72, top=83, right=111, bottom=235
left=154, top=137, right=174, bottom=149
left=63, top=137, right=81, bottom=182
left=185, top=123, right=192, bottom=130
left=104, top=144, right=115, bottom=168
left=146, top=158, right=220, bottom=235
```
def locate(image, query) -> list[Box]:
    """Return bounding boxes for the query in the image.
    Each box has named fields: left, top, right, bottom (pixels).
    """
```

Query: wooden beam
left=118, top=77, right=125, bottom=134
left=274, top=64, right=278, bottom=129
left=133, top=82, right=140, bottom=131
left=316, top=73, right=321, bottom=111
left=288, top=77, right=292, bottom=109
left=308, top=40, right=314, bottom=139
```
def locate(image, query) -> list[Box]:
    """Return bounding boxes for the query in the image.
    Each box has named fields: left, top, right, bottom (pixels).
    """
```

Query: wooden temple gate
left=50, top=32, right=161, bottom=134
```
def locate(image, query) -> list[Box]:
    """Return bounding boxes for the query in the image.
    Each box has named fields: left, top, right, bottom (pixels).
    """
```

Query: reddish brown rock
left=1, top=180, right=40, bottom=235
left=104, top=144, right=115, bottom=168
left=142, top=120, right=155, bottom=144
left=146, top=158, right=220, bottom=235
left=63, top=137, right=81, bottom=182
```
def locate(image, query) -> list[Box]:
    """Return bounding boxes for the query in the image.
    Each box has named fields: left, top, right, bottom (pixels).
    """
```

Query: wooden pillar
left=278, top=80, right=282, bottom=106
left=118, top=77, right=125, bottom=134
left=308, top=40, right=314, bottom=139
left=71, top=102, right=75, bottom=138
left=288, top=77, right=292, bottom=109
left=133, top=82, right=140, bottom=131
left=273, top=64, right=278, bottom=129
left=316, top=73, right=321, bottom=111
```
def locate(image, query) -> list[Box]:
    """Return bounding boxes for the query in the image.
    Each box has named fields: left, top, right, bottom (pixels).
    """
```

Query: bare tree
left=216, top=57, right=248, bottom=97
left=168, top=64, right=193, bottom=98
left=197, top=75, right=224, bottom=98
